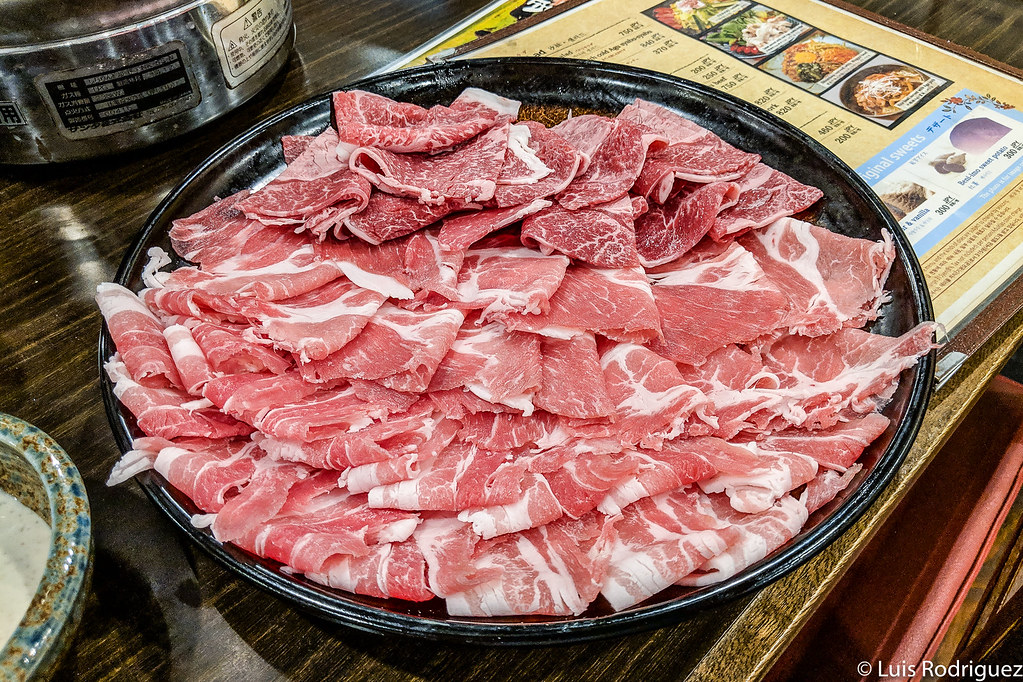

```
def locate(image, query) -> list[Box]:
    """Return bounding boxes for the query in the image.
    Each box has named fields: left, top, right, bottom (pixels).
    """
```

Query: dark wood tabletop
left=2, top=1, right=1023, bottom=680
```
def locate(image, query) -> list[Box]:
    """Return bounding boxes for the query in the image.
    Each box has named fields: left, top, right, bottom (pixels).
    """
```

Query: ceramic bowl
left=0, top=413, right=91, bottom=680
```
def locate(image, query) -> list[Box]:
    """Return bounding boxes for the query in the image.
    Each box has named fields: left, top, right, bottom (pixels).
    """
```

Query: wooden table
left=1, top=1, right=1022, bottom=679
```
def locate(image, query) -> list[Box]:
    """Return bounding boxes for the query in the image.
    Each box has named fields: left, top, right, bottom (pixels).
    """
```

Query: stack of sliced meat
left=100, top=87, right=935, bottom=617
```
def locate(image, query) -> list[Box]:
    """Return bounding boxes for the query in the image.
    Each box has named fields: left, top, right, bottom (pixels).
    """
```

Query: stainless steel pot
left=0, top=0, right=295, bottom=164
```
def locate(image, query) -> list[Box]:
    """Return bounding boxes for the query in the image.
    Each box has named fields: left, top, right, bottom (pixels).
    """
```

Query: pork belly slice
left=453, top=234, right=570, bottom=320
left=534, top=333, right=616, bottom=420
left=520, top=194, right=643, bottom=268
left=307, top=539, right=434, bottom=602
left=634, top=181, right=740, bottom=268
left=500, top=264, right=661, bottom=344
left=161, top=324, right=214, bottom=396
left=210, top=457, right=311, bottom=543
left=298, top=303, right=464, bottom=393
left=234, top=487, right=421, bottom=574
left=444, top=512, right=617, bottom=617
left=711, top=163, right=823, bottom=241
left=203, top=370, right=318, bottom=425
left=97, top=282, right=182, bottom=388
left=350, top=120, right=510, bottom=205
left=739, top=217, right=895, bottom=337
left=568, top=342, right=705, bottom=449
left=698, top=444, right=818, bottom=514
left=333, top=87, right=518, bottom=153
left=234, top=127, right=372, bottom=238
left=237, top=278, right=387, bottom=363
left=105, top=357, right=251, bottom=440
left=597, top=440, right=719, bottom=516
left=366, top=441, right=528, bottom=511
left=678, top=493, right=808, bottom=587
left=107, top=436, right=258, bottom=514
left=189, top=321, right=293, bottom=375
left=756, top=413, right=891, bottom=472
left=427, top=319, right=541, bottom=412
left=491, top=120, right=582, bottom=208
left=645, top=239, right=790, bottom=366
left=601, top=488, right=739, bottom=610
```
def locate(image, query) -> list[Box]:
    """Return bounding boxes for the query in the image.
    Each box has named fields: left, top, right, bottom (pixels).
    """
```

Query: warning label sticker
left=213, top=0, right=293, bottom=88
left=36, top=43, right=200, bottom=140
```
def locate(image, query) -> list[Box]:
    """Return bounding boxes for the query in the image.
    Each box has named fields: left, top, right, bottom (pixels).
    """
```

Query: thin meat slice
left=168, top=190, right=272, bottom=269
left=333, top=87, right=518, bottom=153
left=235, top=128, right=372, bottom=237
left=801, top=464, right=862, bottom=514
left=162, top=324, right=215, bottom=395
left=678, top=493, right=808, bottom=586
left=456, top=411, right=559, bottom=452
left=500, top=264, right=661, bottom=344
left=454, top=236, right=570, bottom=321
left=645, top=240, right=790, bottom=366
left=190, top=321, right=293, bottom=375
left=457, top=473, right=563, bottom=538
left=298, top=303, right=464, bottom=392
left=598, top=442, right=719, bottom=515
left=552, top=114, right=614, bottom=170
left=698, top=445, right=818, bottom=514
left=427, top=320, right=541, bottom=411
left=711, top=164, right=823, bottom=241
left=403, top=228, right=464, bottom=299
left=281, top=134, right=315, bottom=163
left=203, top=370, right=318, bottom=425
left=757, top=413, right=891, bottom=471
left=534, top=333, right=616, bottom=419
left=240, top=278, right=387, bottom=362
left=439, top=199, right=550, bottom=253
left=739, top=217, right=895, bottom=337
left=210, top=457, right=310, bottom=542
left=414, top=516, right=498, bottom=597
left=367, top=441, right=528, bottom=511
left=520, top=195, right=642, bottom=268
left=634, top=181, right=740, bottom=267
left=97, top=282, right=182, bottom=388
left=350, top=120, right=511, bottom=205
left=319, top=236, right=416, bottom=299
left=445, top=512, right=617, bottom=616
left=601, top=488, right=740, bottom=610
left=105, top=357, right=251, bottom=440
left=345, top=192, right=469, bottom=245
left=557, top=118, right=660, bottom=210
left=253, top=385, right=397, bottom=443
left=492, top=121, right=583, bottom=208
left=308, top=539, right=434, bottom=601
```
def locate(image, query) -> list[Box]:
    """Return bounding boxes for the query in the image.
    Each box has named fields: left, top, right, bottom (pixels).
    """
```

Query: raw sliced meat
left=439, top=199, right=550, bottom=253
left=711, top=164, right=823, bottom=240
left=202, top=370, right=318, bottom=425
left=492, top=120, right=583, bottom=207
left=757, top=414, right=891, bottom=471
left=634, top=181, right=740, bottom=267
left=645, top=240, right=790, bottom=365
left=308, top=539, right=434, bottom=601
left=557, top=118, right=659, bottom=210
left=801, top=464, right=861, bottom=514
left=534, top=333, right=615, bottom=420
left=350, top=120, right=510, bottom=204
left=500, top=264, right=661, bottom=344
left=168, top=190, right=265, bottom=268
left=345, top=192, right=468, bottom=245
left=297, top=303, right=464, bottom=392
left=520, top=195, right=642, bottom=268
left=97, top=282, right=182, bottom=388
left=161, top=323, right=214, bottom=395
left=739, top=217, right=895, bottom=337
left=598, top=442, right=718, bottom=515
left=698, top=446, right=818, bottom=514
left=190, top=321, right=293, bottom=375
left=253, top=385, right=396, bottom=443
left=457, top=473, right=563, bottom=538
left=281, top=134, right=314, bottom=163
left=210, top=457, right=310, bottom=542
left=402, top=229, right=464, bottom=299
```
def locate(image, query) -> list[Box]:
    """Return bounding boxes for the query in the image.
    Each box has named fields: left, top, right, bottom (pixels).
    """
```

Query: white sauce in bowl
left=0, top=490, right=51, bottom=646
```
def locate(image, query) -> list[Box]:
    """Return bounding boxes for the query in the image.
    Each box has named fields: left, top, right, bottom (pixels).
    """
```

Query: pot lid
left=0, top=0, right=203, bottom=48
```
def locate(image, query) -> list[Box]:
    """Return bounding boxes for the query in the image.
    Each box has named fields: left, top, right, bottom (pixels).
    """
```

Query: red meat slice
left=252, top=385, right=400, bottom=443
left=190, top=321, right=293, bottom=375
left=757, top=413, right=891, bottom=471
left=454, top=236, right=570, bottom=321
left=203, top=370, right=318, bottom=425
left=739, top=217, right=895, bottom=337
left=444, top=512, right=617, bottom=616
left=597, top=441, right=719, bottom=515
left=634, top=181, right=740, bottom=267
left=500, top=264, right=661, bottom=344
left=161, top=323, right=214, bottom=395
left=281, top=134, right=315, bottom=163
left=645, top=240, right=790, bottom=366
left=105, top=358, right=251, bottom=440
left=414, top=516, right=498, bottom=597
left=491, top=121, right=583, bottom=208
left=534, top=333, right=616, bottom=419
left=698, top=445, right=818, bottom=514
left=333, top=87, right=518, bottom=153
left=97, top=282, right=182, bottom=388
left=800, top=464, right=861, bottom=514
left=350, top=120, right=511, bottom=204
left=439, top=199, right=550, bottom=253
left=557, top=118, right=660, bottom=210
left=319, top=236, right=416, bottom=299
left=168, top=189, right=268, bottom=268
left=427, top=320, right=542, bottom=410
left=210, top=457, right=311, bottom=542
left=402, top=229, right=464, bottom=299
left=297, top=303, right=464, bottom=392
left=520, top=194, right=642, bottom=268
left=308, top=539, right=434, bottom=601
left=456, top=411, right=559, bottom=451
left=710, top=164, right=823, bottom=241
left=345, top=192, right=469, bottom=245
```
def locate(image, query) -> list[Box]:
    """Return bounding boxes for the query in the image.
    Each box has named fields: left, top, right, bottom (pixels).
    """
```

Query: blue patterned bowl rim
left=0, top=413, right=91, bottom=680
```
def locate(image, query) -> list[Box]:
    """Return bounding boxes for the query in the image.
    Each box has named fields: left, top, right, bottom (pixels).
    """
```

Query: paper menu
left=403, top=0, right=1023, bottom=378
